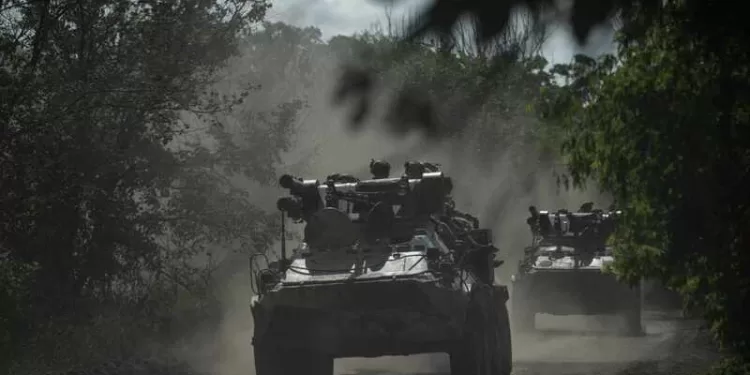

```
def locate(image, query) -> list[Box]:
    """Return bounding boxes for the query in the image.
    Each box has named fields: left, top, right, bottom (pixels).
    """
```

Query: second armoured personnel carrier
left=250, top=161, right=512, bottom=375
left=510, top=204, right=643, bottom=336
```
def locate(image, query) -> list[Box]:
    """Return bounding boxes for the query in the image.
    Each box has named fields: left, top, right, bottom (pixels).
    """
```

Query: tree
left=0, top=0, right=302, bottom=369
left=332, top=0, right=711, bottom=136
left=539, top=0, right=750, bottom=359
left=330, top=10, right=552, bottom=159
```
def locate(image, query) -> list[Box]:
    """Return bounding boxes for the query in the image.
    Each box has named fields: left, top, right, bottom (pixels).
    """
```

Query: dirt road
left=335, top=310, right=720, bottom=375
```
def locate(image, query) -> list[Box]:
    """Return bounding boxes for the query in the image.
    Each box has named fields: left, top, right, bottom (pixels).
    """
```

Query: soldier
left=579, top=201, right=594, bottom=212
left=527, top=206, right=540, bottom=234
left=369, top=159, right=391, bottom=179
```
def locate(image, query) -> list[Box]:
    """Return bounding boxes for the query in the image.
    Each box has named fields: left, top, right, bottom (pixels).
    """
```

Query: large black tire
left=252, top=301, right=333, bottom=375
left=254, top=341, right=334, bottom=375
left=450, top=284, right=512, bottom=375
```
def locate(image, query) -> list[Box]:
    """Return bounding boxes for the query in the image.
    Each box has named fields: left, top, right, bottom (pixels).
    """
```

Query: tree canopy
left=539, top=1, right=750, bottom=358
left=0, top=0, right=299, bottom=369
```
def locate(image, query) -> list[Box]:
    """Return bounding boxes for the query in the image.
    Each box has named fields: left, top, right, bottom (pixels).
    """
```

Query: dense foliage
left=333, top=0, right=667, bottom=133
left=0, top=0, right=300, bottom=371
left=540, top=1, right=750, bottom=357
left=336, top=16, right=554, bottom=161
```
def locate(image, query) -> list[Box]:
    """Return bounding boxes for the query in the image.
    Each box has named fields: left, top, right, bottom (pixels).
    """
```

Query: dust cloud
left=178, top=18, right=655, bottom=375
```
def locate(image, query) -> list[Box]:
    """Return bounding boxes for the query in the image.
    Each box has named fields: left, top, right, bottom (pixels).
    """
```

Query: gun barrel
left=279, top=174, right=295, bottom=189
left=279, top=174, right=319, bottom=195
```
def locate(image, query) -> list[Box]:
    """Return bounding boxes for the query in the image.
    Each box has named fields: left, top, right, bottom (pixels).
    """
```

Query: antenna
left=279, top=210, right=287, bottom=272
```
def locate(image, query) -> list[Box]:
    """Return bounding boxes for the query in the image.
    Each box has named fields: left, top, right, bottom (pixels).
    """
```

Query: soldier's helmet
left=369, top=159, right=391, bottom=179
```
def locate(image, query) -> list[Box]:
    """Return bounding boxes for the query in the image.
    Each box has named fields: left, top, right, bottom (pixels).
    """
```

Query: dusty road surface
left=335, top=310, right=720, bottom=375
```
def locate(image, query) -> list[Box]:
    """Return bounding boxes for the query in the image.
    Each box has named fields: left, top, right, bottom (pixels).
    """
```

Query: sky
left=265, top=0, right=617, bottom=65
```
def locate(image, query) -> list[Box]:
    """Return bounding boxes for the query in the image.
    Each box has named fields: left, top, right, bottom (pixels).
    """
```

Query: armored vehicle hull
left=252, top=254, right=466, bottom=357
left=252, top=165, right=512, bottom=375
left=511, top=249, right=643, bottom=336
left=252, top=250, right=511, bottom=375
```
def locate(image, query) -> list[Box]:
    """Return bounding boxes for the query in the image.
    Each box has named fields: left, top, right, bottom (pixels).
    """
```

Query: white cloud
left=266, top=0, right=422, bottom=38
left=266, top=0, right=615, bottom=65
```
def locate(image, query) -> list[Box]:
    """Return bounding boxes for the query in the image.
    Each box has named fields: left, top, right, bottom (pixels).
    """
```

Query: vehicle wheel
left=254, top=341, right=334, bottom=375
left=493, top=285, right=513, bottom=374
left=450, top=283, right=512, bottom=375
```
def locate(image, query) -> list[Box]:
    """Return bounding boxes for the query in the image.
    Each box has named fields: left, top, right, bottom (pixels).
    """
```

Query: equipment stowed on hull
left=250, top=160, right=513, bottom=375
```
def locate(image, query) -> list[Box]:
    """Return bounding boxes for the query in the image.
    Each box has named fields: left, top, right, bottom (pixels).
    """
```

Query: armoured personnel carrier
left=510, top=204, right=643, bottom=336
left=250, top=161, right=512, bottom=375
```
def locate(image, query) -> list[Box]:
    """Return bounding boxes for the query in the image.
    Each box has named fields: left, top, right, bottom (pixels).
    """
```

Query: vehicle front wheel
left=450, top=283, right=512, bottom=375
left=254, top=341, right=333, bottom=375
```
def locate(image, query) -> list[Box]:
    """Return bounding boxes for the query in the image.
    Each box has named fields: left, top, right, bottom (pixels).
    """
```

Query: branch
left=26, top=0, right=51, bottom=74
